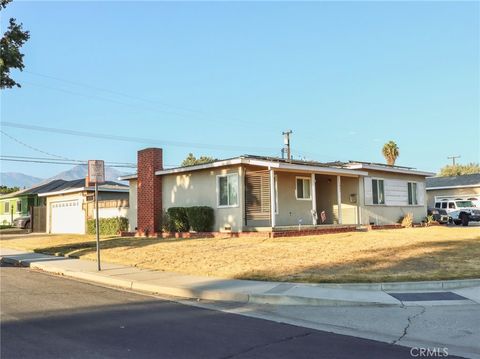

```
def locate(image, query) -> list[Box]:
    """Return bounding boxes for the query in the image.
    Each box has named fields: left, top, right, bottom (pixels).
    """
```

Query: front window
left=434, top=203, right=441, bottom=208
left=456, top=201, right=474, bottom=208
left=16, top=201, right=21, bottom=213
left=4, top=202, right=9, bottom=213
left=448, top=202, right=455, bottom=209
left=441, top=202, right=447, bottom=209
left=218, top=174, right=238, bottom=207
left=372, top=179, right=385, bottom=205
left=407, top=182, right=418, bottom=205
left=296, top=177, right=311, bottom=200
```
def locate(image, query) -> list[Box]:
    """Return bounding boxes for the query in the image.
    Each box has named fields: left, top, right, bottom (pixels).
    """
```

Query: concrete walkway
left=1, top=247, right=479, bottom=307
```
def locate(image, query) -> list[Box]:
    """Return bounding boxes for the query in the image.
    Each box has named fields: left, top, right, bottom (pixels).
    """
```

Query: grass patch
left=1, top=227, right=479, bottom=283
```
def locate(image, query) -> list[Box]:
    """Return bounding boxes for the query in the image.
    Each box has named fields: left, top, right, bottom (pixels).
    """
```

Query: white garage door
left=50, top=200, right=85, bottom=234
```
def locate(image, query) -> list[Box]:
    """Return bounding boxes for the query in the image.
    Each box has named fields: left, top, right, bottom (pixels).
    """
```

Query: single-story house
left=426, top=173, right=480, bottom=208
left=0, top=179, right=66, bottom=225
left=37, top=179, right=129, bottom=234
left=120, top=148, right=434, bottom=235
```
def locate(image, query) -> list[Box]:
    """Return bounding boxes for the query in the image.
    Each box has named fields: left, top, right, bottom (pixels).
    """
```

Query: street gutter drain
left=388, top=292, right=468, bottom=301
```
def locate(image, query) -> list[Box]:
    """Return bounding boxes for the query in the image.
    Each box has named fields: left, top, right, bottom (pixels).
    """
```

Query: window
left=16, top=201, right=21, bottom=213
left=296, top=177, right=311, bottom=200
left=448, top=202, right=455, bottom=209
left=217, top=173, right=238, bottom=207
left=407, top=182, right=418, bottom=205
left=441, top=202, right=447, bottom=209
left=372, top=179, right=385, bottom=205
left=4, top=202, right=9, bottom=213
left=434, top=202, right=441, bottom=208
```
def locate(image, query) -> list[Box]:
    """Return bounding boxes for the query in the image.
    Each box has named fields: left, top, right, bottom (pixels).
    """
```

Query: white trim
left=118, top=174, right=138, bottom=181
left=311, top=173, right=316, bottom=225
left=270, top=170, right=276, bottom=227
left=347, top=163, right=434, bottom=177
left=426, top=184, right=480, bottom=190
left=216, top=173, right=239, bottom=208
left=407, top=181, right=418, bottom=206
left=337, top=175, right=342, bottom=225
left=295, top=176, right=312, bottom=200
left=155, top=157, right=368, bottom=177
left=38, top=187, right=129, bottom=197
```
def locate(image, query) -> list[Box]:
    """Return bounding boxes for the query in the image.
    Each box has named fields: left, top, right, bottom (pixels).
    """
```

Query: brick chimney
left=137, top=148, right=163, bottom=236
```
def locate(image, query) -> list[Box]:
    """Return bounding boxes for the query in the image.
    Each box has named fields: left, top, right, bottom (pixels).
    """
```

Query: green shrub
left=166, top=207, right=189, bottom=232
left=186, top=206, right=214, bottom=232
left=87, top=217, right=128, bottom=235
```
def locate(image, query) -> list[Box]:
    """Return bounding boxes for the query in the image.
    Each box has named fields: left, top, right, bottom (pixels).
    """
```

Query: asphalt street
left=0, top=263, right=462, bottom=359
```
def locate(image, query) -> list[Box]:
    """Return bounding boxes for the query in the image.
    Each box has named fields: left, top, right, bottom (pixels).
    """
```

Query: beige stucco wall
left=162, top=166, right=245, bottom=232
left=274, top=172, right=315, bottom=226
left=127, top=179, right=137, bottom=231
left=426, top=187, right=480, bottom=208
left=359, top=170, right=428, bottom=225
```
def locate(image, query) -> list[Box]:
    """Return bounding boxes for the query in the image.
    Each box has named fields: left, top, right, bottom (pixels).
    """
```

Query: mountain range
left=1, top=165, right=129, bottom=189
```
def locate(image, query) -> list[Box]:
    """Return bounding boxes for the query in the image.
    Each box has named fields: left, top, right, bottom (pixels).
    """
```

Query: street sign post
left=88, top=160, right=105, bottom=271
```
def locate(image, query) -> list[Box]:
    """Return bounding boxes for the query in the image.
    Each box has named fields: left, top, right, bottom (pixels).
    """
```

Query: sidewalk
left=1, top=247, right=479, bottom=307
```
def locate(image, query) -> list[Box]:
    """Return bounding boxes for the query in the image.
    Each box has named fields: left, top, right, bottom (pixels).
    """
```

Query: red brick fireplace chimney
left=137, top=148, right=163, bottom=236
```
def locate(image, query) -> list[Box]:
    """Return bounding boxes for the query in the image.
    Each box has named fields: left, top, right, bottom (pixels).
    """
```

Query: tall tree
left=438, top=163, right=480, bottom=177
left=181, top=153, right=215, bottom=167
left=1, top=0, right=30, bottom=89
left=382, top=141, right=400, bottom=166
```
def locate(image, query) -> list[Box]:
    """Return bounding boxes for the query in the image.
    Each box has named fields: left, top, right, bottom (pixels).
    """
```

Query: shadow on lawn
left=233, top=237, right=480, bottom=283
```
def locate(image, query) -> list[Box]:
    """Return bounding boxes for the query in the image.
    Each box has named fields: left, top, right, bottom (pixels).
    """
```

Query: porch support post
left=337, top=175, right=342, bottom=224
left=311, top=173, right=316, bottom=225
left=270, top=169, right=276, bottom=228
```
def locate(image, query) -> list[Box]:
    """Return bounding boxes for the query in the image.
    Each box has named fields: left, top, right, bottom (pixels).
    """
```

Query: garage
left=50, top=199, right=85, bottom=234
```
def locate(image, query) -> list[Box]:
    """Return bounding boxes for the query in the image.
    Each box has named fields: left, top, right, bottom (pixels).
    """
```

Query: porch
left=244, top=165, right=366, bottom=229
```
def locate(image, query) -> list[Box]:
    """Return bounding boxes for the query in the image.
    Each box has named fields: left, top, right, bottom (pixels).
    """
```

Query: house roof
left=426, top=173, right=480, bottom=190
left=119, top=154, right=432, bottom=179
left=345, top=162, right=435, bottom=177
left=37, top=179, right=129, bottom=197
left=0, top=179, right=67, bottom=199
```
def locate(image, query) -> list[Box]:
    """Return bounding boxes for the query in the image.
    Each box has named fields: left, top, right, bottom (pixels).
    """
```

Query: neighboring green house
left=0, top=180, right=65, bottom=225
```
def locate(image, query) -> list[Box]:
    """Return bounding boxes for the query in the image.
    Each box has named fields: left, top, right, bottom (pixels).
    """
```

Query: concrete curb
left=2, top=252, right=478, bottom=307
left=1, top=255, right=400, bottom=307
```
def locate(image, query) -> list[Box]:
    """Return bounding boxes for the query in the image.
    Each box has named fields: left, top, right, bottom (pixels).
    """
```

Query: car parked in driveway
left=13, top=216, right=30, bottom=229
left=434, top=200, right=480, bottom=226
left=427, top=208, right=449, bottom=224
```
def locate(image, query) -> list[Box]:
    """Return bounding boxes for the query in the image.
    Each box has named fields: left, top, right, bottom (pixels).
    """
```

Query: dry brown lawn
left=1, top=226, right=479, bottom=283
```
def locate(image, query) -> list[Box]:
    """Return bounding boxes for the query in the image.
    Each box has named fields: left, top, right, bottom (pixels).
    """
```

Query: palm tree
left=382, top=141, right=399, bottom=166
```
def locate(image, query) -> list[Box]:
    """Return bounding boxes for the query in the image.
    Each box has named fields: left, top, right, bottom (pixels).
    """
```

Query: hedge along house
left=37, top=179, right=129, bottom=234
left=120, top=148, right=434, bottom=236
left=0, top=179, right=66, bottom=225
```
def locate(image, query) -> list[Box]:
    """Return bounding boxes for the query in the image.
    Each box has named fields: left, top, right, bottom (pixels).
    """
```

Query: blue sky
left=1, top=1, right=479, bottom=178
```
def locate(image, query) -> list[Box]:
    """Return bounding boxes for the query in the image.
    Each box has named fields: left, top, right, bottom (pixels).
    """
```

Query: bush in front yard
left=166, top=207, right=189, bottom=232
left=186, top=206, right=214, bottom=232
left=401, top=213, right=413, bottom=228
left=87, top=217, right=128, bottom=235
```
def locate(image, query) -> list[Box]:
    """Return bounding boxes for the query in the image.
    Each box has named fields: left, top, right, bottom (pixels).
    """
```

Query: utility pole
left=282, top=130, right=293, bottom=161
left=447, top=155, right=461, bottom=166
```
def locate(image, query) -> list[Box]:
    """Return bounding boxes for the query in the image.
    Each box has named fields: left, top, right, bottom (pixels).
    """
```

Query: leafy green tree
left=382, top=141, right=400, bottom=166
left=0, top=185, right=19, bottom=194
left=438, top=163, right=480, bottom=177
left=181, top=153, right=215, bottom=167
left=1, top=0, right=30, bottom=89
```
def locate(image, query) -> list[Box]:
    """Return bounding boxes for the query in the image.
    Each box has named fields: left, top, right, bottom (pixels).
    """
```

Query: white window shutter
left=417, top=182, right=425, bottom=205
left=364, top=177, right=373, bottom=205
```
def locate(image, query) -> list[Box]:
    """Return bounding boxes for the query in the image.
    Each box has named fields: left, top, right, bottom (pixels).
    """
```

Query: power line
left=0, top=156, right=136, bottom=168
left=0, top=129, right=74, bottom=161
left=24, top=71, right=262, bottom=128
left=1, top=121, right=278, bottom=152
left=1, top=155, right=136, bottom=167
